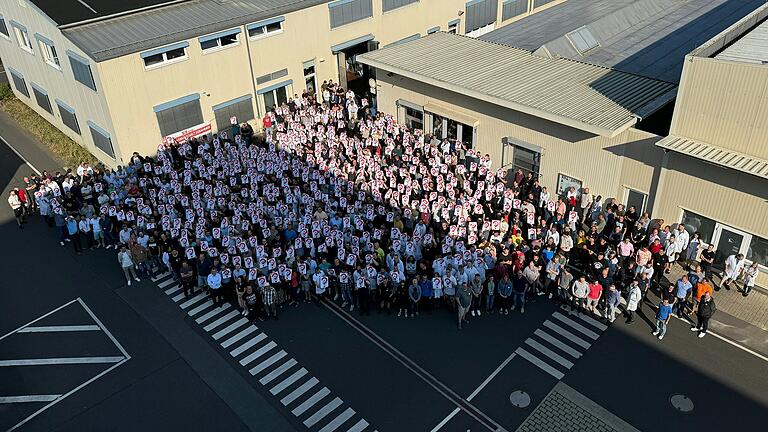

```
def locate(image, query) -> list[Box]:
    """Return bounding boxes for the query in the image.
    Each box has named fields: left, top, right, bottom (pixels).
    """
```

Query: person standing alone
left=691, top=292, right=716, bottom=338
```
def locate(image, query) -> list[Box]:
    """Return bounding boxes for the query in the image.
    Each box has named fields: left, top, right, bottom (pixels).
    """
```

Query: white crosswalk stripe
left=154, top=276, right=374, bottom=431
left=516, top=308, right=609, bottom=381
left=151, top=272, right=171, bottom=282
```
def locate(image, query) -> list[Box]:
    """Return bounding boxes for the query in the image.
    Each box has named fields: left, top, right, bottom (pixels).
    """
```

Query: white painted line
left=467, top=352, right=516, bottom=401
left=188, top=300, right=214, bottom=317
left=151, top=272, right=170, bottom=282
left=0, top=133, right=42, bottom=176
left=304, top=397, right=343, bottom=427
left=543, top=320, right=591, bottom=349
left=281, top=377, right=319, bottom=406
left=17, top=325, right=100, bottom=333
left=0, top=395, right=61, bottom=403
left=195, top=304, right=231, bottom=324
left=515, top=347, right=564, bottom=380
left=171, top=292, right=186, bottom=302
left=270, top=368, right=308, bottom=395
left=0, top=299, right=79, bottom=340
left=563, top=306, right=609, bottom=331
left=0, top=356, right=124, bottom=367
left=165, top=285, right=182, bottom=295
left=77, top=298, right=131, bottom=359
left=239, top=341, right=276, bottom=366
left=552, top=312, right=600, bottom=340
left=670, top=314, right=768, bottom=363
left=534, top=329, right=582, bottom=358
left=212, top=318, right=248, bottom=340
left=431, top=408, right=460, bottom=432
left=292, top=387, right=331, bottom=416
left=346, top=419, right=370, bottom=432
left=202, top=310, right=239, bottom=332
left=229, top=333, right=267, bottom=357
left=259, top=358, right=297, bottom=385
left=76, top=0, right=98, bottom=14
left=525, top=338, right=574, bottom=369
left=221, top=326, right=258, bottom=349
left=319, top=407, right=356, bottom=432
left=249, top=350, right=287, bottom=376
left=157, top=278, right=176, bottom=289
left=179, top=292, right=208, bottom=309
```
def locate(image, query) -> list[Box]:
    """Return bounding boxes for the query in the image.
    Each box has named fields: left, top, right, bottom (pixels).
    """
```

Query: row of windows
left=0, top=16, right=97, bottom=91
left=7, top=68, right=114, bottom=158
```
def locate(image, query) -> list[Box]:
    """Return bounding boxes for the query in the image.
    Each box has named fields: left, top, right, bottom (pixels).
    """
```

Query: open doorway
left=335, top=39, right=378, bottom=101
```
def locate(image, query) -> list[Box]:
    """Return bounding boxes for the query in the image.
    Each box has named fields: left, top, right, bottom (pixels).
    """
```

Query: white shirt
left=78, top=220, right=91, bottom=233
left=675, top=229, right=690, bottom=253
left=725, top=255, right=745, bottom=279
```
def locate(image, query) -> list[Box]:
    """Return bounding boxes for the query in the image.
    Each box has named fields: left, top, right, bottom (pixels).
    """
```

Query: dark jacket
left=697, top=298, right=717, bottom=319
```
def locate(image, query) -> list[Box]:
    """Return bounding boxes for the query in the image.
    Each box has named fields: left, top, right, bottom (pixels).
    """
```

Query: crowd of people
left=8, top=81, right=762, bottom=338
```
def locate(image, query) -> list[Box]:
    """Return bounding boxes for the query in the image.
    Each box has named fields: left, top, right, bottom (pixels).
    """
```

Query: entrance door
left=712, top=225, right=748, bottom=268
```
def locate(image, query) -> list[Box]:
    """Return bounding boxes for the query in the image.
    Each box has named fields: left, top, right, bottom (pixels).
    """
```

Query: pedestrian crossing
left=150, top=272, right=376, bottom=432
left=515, top=306, right=609, bottom=380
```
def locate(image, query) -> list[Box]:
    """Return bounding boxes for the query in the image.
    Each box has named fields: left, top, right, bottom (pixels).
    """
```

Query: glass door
left=712, top=224, right=749, bottom=269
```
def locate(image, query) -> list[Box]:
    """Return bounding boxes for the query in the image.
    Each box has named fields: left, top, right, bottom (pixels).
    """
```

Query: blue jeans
left=513, top=292, right=525, bottom=309
left=486, top=293, right=494, bottom=311
left=655, top=319, right=668, bottom=337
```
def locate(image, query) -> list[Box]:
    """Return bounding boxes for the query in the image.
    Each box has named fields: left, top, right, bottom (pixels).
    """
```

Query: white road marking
left=566, top=307, right=608, bottom=331
left=17, top=325, right=100, bottom=333
left=221, top=326, right=258, bottom=348
left=304, top=397, right=343, bottom=427
left=202, top=310, right=239, bottom=331
left=238, top=341, right=276, bottom=366
left=195, top=304, right=231, bottom=324
left=270, top=368, right=308, bottom=395
left=552, top=312, right=600, bottom=340
left=525, top=338, right=574, bottom=368
left=212, top=318, right=248, bottom=340
left=515, top=347, right=564, bottom=380
left=179, top=292, right=207, bottom=309
left=165, top=285, right=182, bottom=295
left=346, top=419, right=369, bottom=432
left=171, top=292, right=186, bottom=302
left=543, top=320, right=591, bottom=349
left=157, top=278, right=176, bottom=289
left=319, top=407, right=356, bottom=432
left=534, top=329, right=582, bottom=358
left=0, top=299, right=79, bottom=340
left=259, top=358, right=297, bottom=385
left=151, top=272, right=170, bottom=282
left=0, top=133, right=42, bottom=176
left=292, top=387, right=330, bottom=416
left=0, top=356, right=125, bottom=367
left=188, top=300, right=214, bottom=317
left=0, top=395, right=60, bottom=403
left=249, top=350, right=287, bottom=376
left=281, top=377, right=319, bottom=406
left=229, top=333, right=267, bottom=357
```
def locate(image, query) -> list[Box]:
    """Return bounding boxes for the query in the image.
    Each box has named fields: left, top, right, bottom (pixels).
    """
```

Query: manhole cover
left=670, top=394, right=694, bottom=412
left=509, top=390, right=531, bottom=408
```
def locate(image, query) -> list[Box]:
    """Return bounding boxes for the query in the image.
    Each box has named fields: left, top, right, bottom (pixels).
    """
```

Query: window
left=533, top=0, right=556, bottom=7
left=259, top=81, right=291, bottom=111
left=427, top=27, right=440, bottom=34
left=213, top=95, right=255, bottom=132
left=464, top=0, right=497, bottom=33
left=140, top=42, right=189, bottom=69
left=11, top=21, right=33, bottom=53
left=503, top=140, right=541, bottom=175
left=329, top=0, right=373, bottom=29
left=67, top=51, right=97, bottom=91
left=247, top=17, right=284, bottom=39
left=153, top=94, right=204, bottom=137
left=747, top=236, right=768, bottom=268
left=56, top=99, right=81, bottom=134
left=404, top=106, right=423, bottom=130
left=303, top=60, right=317, bottom=95
left=502, top=0, right=527, bottom=21
left=88, top=121, right=115, bottom=158
left=382, top=0, right=419, bottom=12
left=0, top=16, right=10, bottom=39
left=681, top=210, right=715, bottom=244
left=447, top=20, right=459, bottom=34
left=625, top=188, right=647, bottom=213
left=31, top=83, right=52, bottom=114
left=566, top=26, right=599, bottom=55
left=36, top=34, right=60, bottom=69
left=256, top=68, right=289, bottom=85
left=8, top=69, right=29, bottom=98
left=199, top=28, right=240, bottom=52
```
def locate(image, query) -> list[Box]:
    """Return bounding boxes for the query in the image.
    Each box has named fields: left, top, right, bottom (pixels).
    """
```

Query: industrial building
left=359, top=0, right=768, bottom=283
left=0, top=0, right=565, bottom=164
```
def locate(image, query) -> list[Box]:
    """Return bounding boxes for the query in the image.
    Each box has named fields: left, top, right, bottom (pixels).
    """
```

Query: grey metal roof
left=61, top=0, right=330, bottom=62
left=357, top=32, right=678, bottom=137
left=716, top=17, right=768, bottom=63
left=30, top=0, right=184, bottom=26
left=657, top=135, right=768, bottom=179
left=480, top=0, right=768, bottom=83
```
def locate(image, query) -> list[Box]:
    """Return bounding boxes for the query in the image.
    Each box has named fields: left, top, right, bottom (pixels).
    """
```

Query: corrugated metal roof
left=61, top=0, right=329, bottom=62
left=657, top=135, right=768, bottom=179
left=357, top=32, right=678, bottom=137
left=716, top=16, right=768, bottom=63
left=480, top=0, right=768, bottom=83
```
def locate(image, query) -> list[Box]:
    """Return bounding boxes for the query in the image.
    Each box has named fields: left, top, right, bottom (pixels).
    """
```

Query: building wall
left=0, top=0, right=118, bottom=164
left=671, top=56, right=768, bottom=158
left=376, top=73, right=662, bottom=204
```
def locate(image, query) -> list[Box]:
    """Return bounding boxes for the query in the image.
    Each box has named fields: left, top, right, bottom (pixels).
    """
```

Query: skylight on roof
left=566, top=26, right=599, bottom=55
